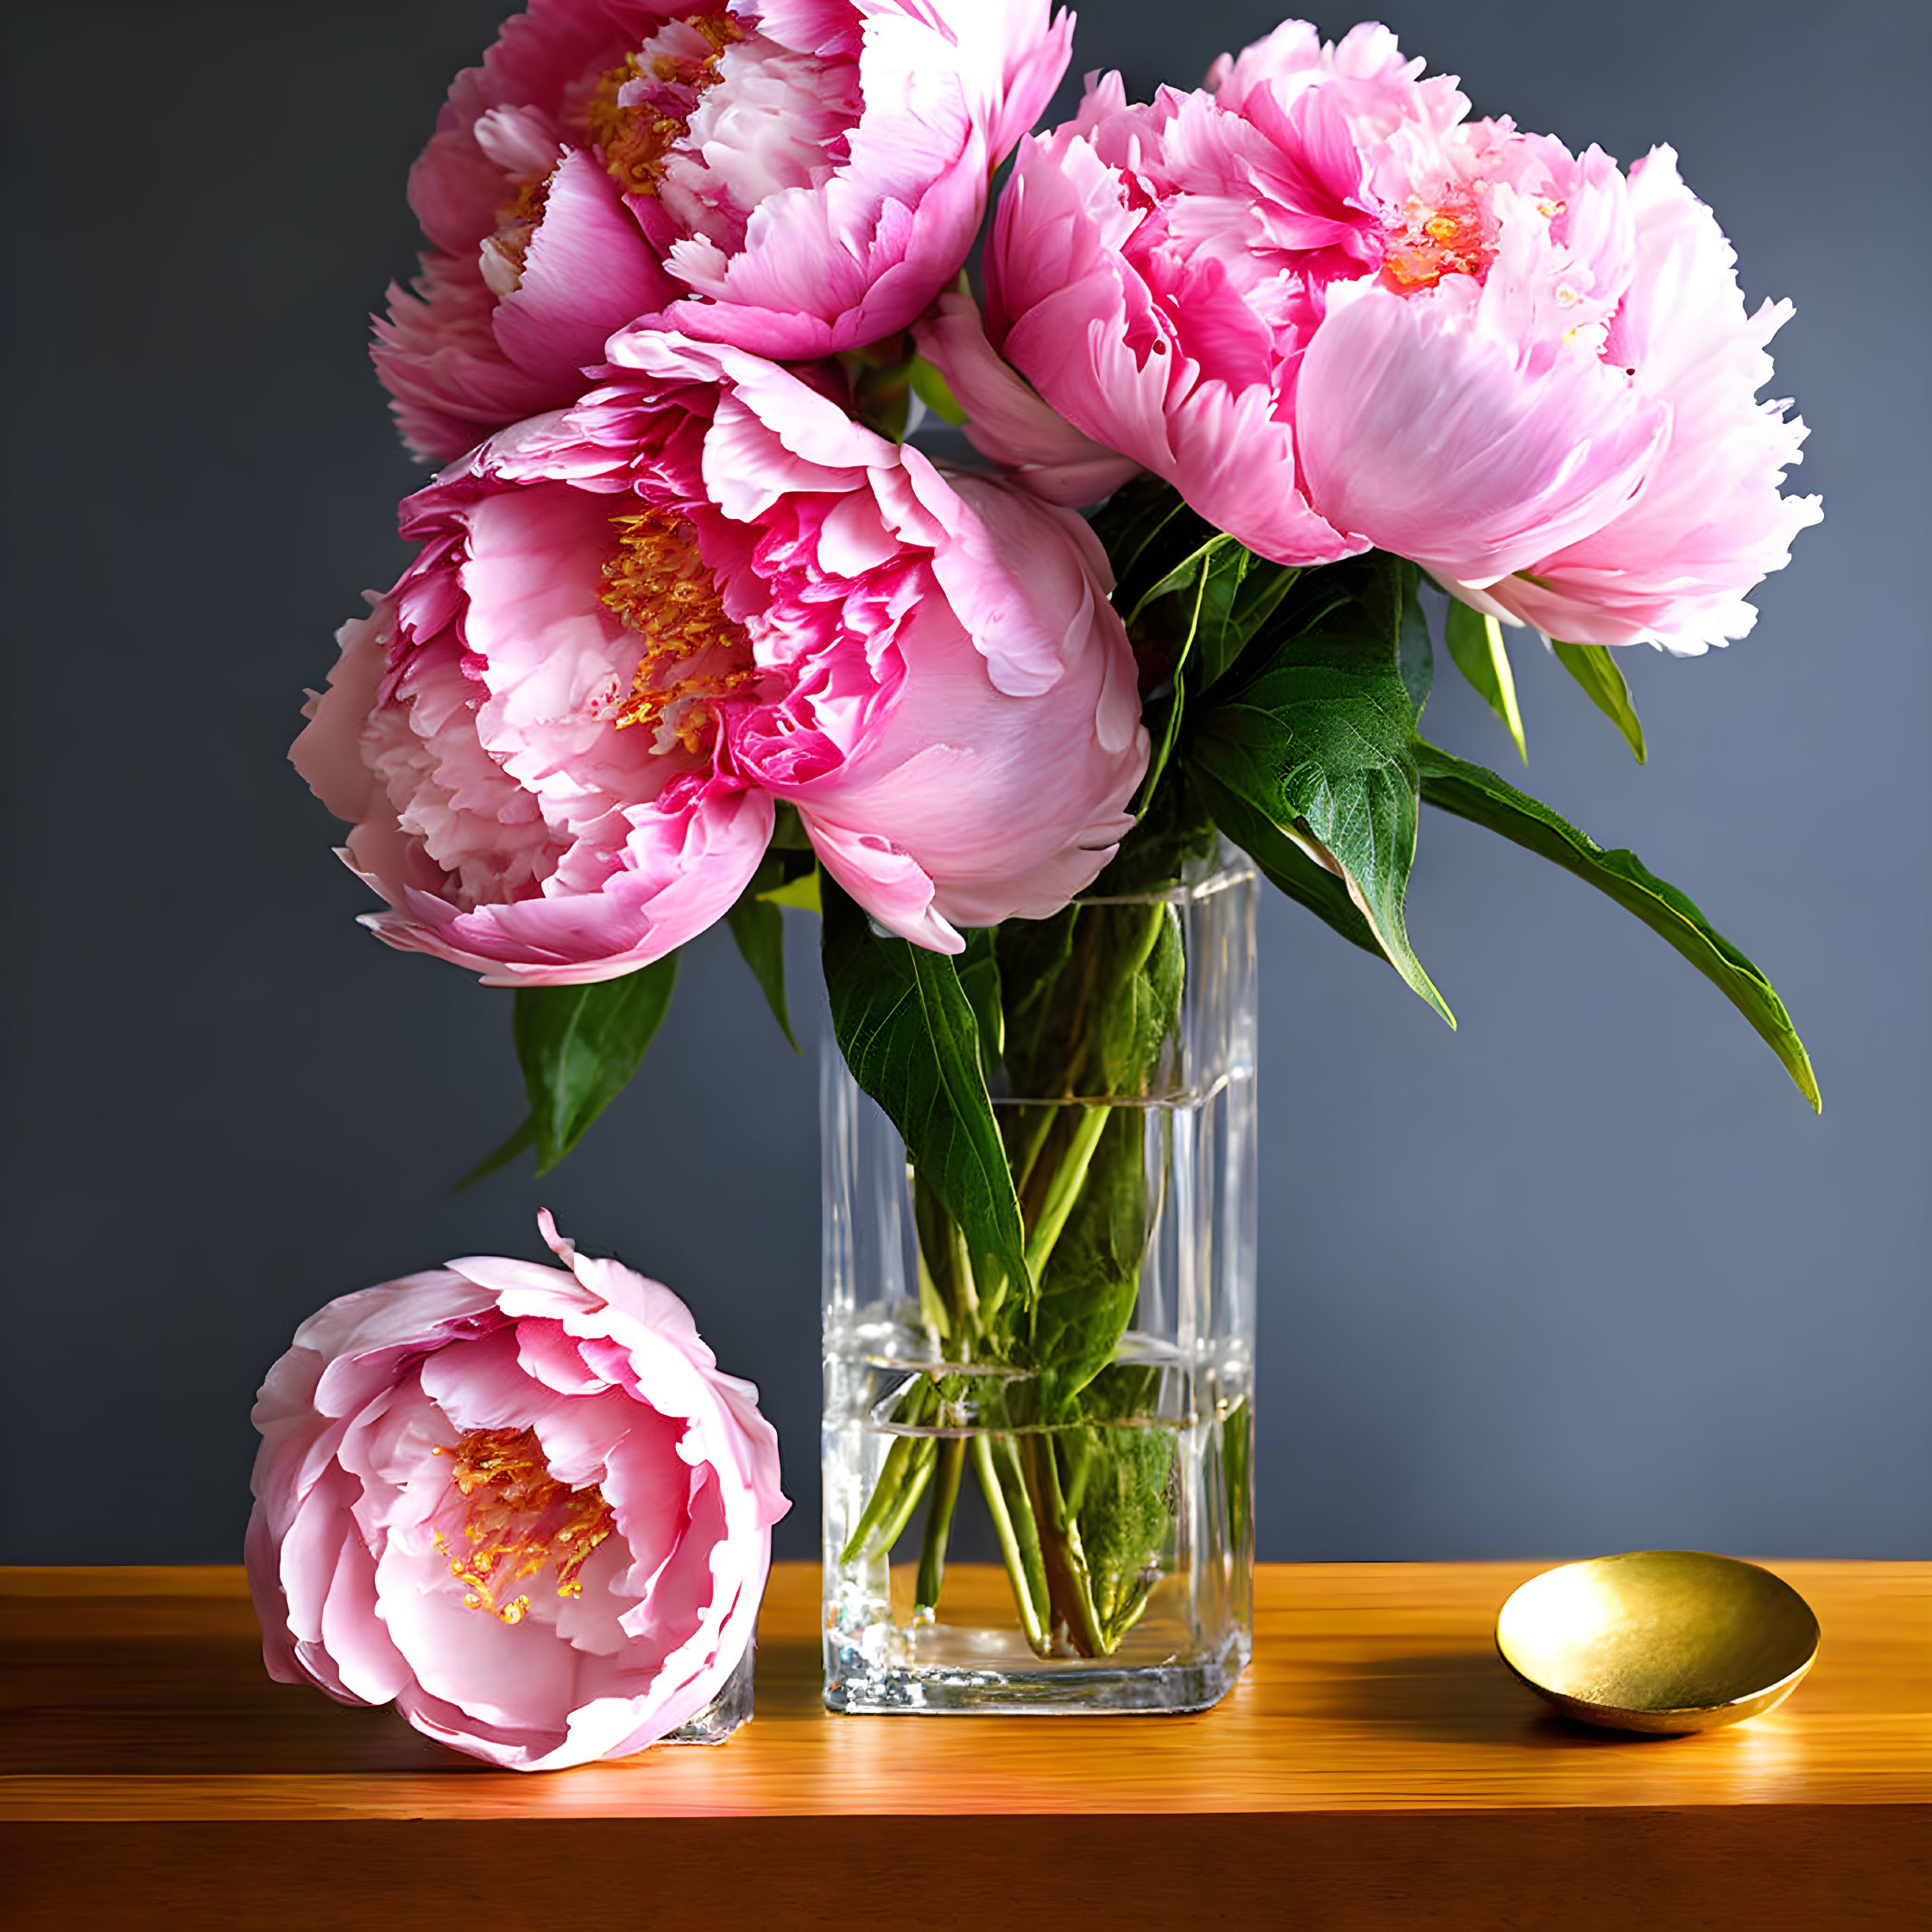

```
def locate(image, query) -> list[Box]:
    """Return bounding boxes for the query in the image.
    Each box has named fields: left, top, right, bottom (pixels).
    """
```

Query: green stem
left=840, top=1400, right=938, bottom=1565
left=1026, top=1432, right=1108, bottom=1657
left=1007, top=1102, right=1060, bottom=1200
left=1022, top=1102, right=1111, bottom=1285
left=913, top=1436, right=966, bottom=1615
left=971, top=1434, right=1051, bottom=1651
left=913, top=1234, right=951, bottom=1342
left=953, top=1219, right=991, bottom=1329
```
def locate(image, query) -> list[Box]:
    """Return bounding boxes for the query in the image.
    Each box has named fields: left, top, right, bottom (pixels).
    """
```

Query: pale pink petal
left=1472, top=147, right=1822, bottom=653
left=1296, top=284, right=1670, bottom=583
left=804, top=815, right=960, bottom=952
left=244, top=1218, right=790, bottom=1771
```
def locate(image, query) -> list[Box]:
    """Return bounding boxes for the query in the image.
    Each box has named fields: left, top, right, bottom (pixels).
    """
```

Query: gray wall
left=3, top=0, right=1924, bottom=1564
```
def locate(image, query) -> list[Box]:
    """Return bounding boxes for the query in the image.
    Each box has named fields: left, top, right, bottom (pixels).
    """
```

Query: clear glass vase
left=821, top=849, right=1258, bottom=1713
left=663, top=1646, right=756, bottom=1743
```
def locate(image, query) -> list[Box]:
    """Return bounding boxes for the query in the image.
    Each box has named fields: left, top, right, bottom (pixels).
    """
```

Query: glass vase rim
left=1065, top=843, right=1258, bottom=912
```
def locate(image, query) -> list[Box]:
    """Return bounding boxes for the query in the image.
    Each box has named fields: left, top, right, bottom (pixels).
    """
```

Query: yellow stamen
left=586, top=11, right=744, bottom=199
left=599, top=508, right=756, bottom=755
left=499, top=174, right=551, bottom=228
left=432, top=1427, right=615, bottom=1625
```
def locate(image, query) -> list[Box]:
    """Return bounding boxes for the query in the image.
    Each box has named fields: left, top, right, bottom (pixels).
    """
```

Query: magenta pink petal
left=492, top=148, right=676, bottom=385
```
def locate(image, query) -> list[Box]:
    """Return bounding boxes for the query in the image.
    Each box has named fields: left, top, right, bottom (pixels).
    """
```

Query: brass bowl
left=1495, top=1550, right=1820, bottom=1734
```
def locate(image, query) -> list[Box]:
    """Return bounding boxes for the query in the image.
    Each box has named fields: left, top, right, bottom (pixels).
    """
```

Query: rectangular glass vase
left=821, top=856, right=1258, bottom=1714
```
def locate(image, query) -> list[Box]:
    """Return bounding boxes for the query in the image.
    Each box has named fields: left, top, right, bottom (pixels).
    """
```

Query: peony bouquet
left=296, top=3, right=1818, bottom=1666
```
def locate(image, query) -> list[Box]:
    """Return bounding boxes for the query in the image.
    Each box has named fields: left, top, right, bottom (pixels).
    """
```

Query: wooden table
left=4, top=1561, right=1927, bottom=1928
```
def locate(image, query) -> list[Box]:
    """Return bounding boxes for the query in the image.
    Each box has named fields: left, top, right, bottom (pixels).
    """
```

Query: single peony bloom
left=291, top=386, right=779, bottom=986
left=964, top=19, right=1815, bottom=650
left=294, top=340, right=1146, bottom=975
left=246, top=1212, right=788, bottom=1771
left=375, top=0, right=1072, bottom=462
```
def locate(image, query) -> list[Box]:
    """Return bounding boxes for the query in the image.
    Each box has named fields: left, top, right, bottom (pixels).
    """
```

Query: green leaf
left=1099, top=903, right=1183, bottom=1095
left=1127, top=535, right=1304, bottom=812
left=1027, top=1109, right=1147, bottom=1409
left=992, top=905, right=1082, bottom=1095
left=725, top=857, right=798, bottom=1051
left=1020, top=912, right=1182, bottom=1406
left=1415, top=742, right=1819, bottom=1109
left=1090, top=483, right=1301, bottom=813
left=1129, top=530, right=1246, bottom=635
left=1188, top=543, right=1303, bottom=696
left=1127, top=536, right=1244, bottom=811
left=1128, top=533, right=1303, bottom=695
left=759, top=867, right=822, bottom=912
left=769, top=800, right=813, bottom=849
left=1196, top=767, right=1384, bottom=961
left=906, top=353, right=965, bottom=426
left=1398, top=568, right=1434, bottom=720
left=1553, top=639, right=1646, bottom=764
left=1191, top=555, right=1454, bottom=1027
left=1443, top=600, right=1527, bottom=764
left=1337, top=550, right=1417, bottom=661
left=1219, top=556, right=1304, bottom=677
left=957, top=927, right=1005, bottom=1088
left=820, top=879, right=1032, bottom=1303
left=1085, top=477, right=1208, bottom=612
left=512, top=955, right=681, bottom=1173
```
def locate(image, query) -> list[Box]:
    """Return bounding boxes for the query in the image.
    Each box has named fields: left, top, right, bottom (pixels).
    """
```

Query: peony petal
left=1296, top=284, right=1670, bottom=583
left=802, top=815, right=961, bottom=952
left=916, top=290, right=1141, bottom=507
left=493, top=147, right=677, bottom=383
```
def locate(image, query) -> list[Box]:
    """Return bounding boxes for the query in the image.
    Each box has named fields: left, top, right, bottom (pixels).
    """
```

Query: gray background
left=3, top=0, right=1925, bottom=1565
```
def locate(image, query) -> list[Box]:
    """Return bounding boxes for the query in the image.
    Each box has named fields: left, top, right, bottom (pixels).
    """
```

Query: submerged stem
left=971, top=1434, right=1051, bottom=1651
left=1026, top=1431, right=1109, bottom=1657
left=840, top=1392, right=938, bottom=1565
left=913, top=1436, right=966, bottom=1615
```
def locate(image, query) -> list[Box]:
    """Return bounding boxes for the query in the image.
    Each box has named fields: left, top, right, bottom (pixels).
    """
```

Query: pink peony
left=295, top=341, right=1146, bottom=976
left=1432, top=148, right=1822, bottom=654
left=246, top=1213, right=788, bottom=1771
left=966, top=20, right=1815, bottom=649
left=375, top=0, right=1072, bottom=462
left=600, top=331, right=1148, bottom=949
left=292, top=388, right=778, bottom=987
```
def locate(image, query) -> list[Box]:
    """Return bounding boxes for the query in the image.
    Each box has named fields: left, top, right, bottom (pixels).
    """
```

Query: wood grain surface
left=5, top=1561, right=1927, bottom=1929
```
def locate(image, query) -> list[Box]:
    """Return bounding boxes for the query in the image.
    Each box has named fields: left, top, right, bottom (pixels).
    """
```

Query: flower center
left=589, top=10, right=744, bottom=199
left=1380, top=186, right=1492, bottom=293
left=599, top=508, right=757, bottom=756
left=433, top=1426, right=616, bottom=1626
